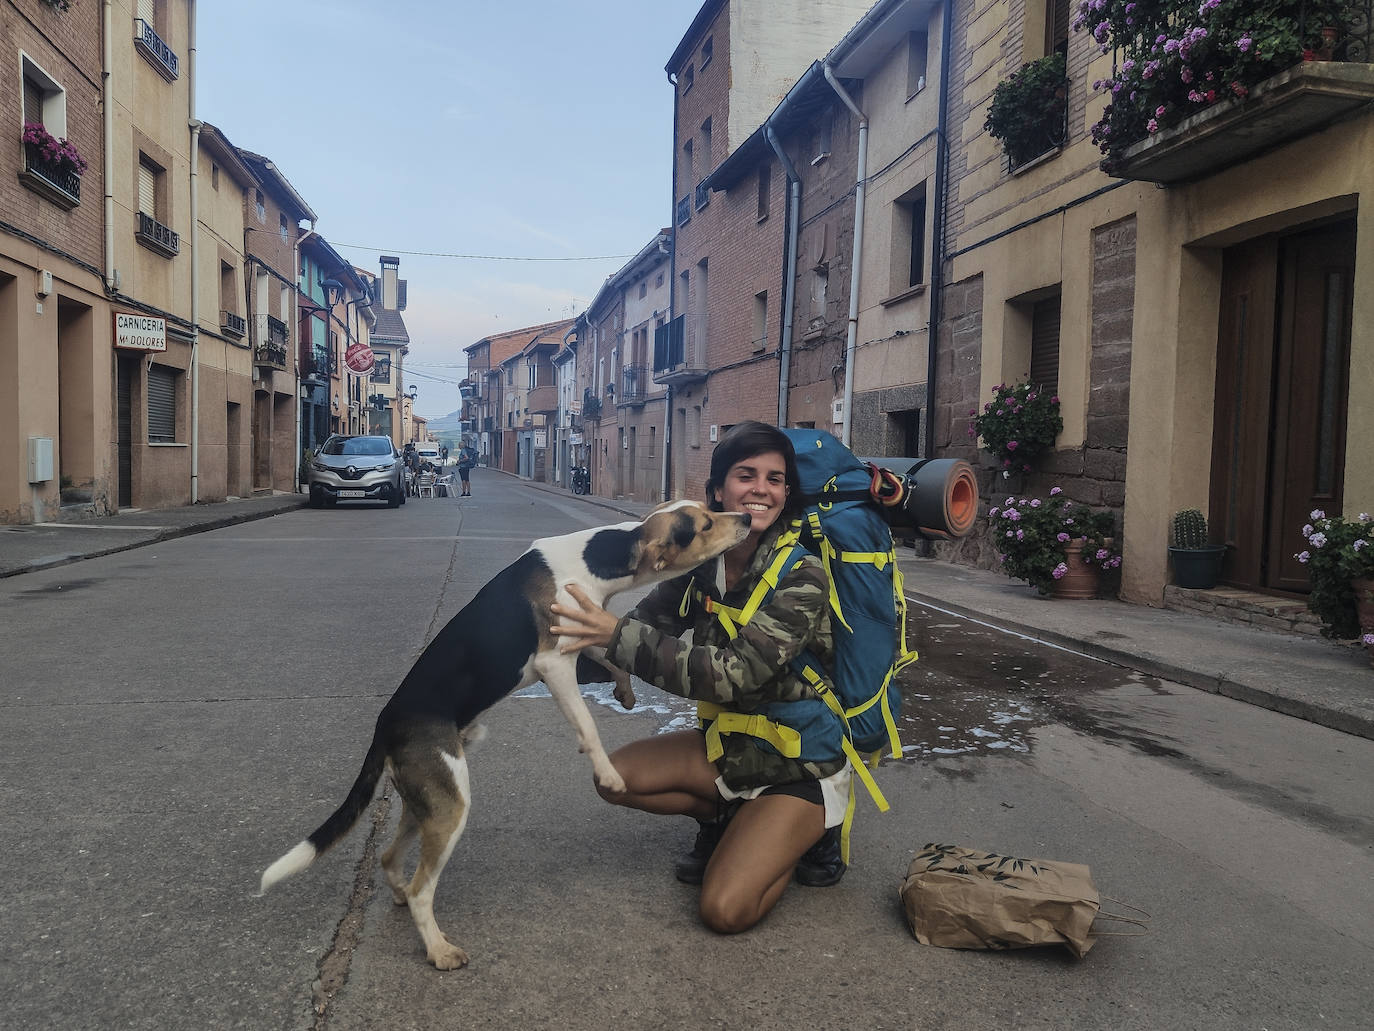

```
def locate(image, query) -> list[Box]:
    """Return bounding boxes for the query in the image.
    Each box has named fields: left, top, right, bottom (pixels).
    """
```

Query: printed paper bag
left=900, top=843, right=1103, bottom=958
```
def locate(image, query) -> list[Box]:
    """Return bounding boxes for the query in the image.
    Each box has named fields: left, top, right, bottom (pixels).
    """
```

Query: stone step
left=1163, top=584, right=1326, bottom=637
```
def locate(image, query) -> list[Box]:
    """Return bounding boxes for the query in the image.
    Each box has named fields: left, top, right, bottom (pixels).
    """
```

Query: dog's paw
left=429, top=940, right=469, bottom=971
left=613, top=676, right=636, bottom=710
left=596, top=769, right=628, bottom=795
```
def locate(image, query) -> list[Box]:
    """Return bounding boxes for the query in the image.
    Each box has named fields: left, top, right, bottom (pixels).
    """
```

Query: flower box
left=1110, top=61, right=1374, bottom=184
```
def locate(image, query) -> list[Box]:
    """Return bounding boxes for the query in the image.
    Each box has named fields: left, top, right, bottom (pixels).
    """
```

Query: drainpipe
left=823, top=64, right=867, bottom=448
left=665, top=71, right=679, bottom=498
left=188, top=1, right=200, bottom=502
left=294, top=224, right=316, bottom=491
left=102, top=0, right=115, bottom=292
left=925, top=0, right=955, bottom=460
left=765, top=123, right=801, bottom=428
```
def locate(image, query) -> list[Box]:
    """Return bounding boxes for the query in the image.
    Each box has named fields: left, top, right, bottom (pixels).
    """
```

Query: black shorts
left=758, top=779, right=823, bottom=806
left=458, top=466, right=471, bottom=482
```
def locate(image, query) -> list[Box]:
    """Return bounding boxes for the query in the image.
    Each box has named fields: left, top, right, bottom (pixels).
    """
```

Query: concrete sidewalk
left=3, top=475, right=1370, bottom=742
left=0, top=492, right=306, bottom=578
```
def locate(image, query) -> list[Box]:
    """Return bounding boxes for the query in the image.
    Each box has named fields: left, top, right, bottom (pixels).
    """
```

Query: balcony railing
left=676, top=195, right=691, bottom=226
left=582, top=388, right=603, bottom=421
left=695, top=179, right=711, bottom=211
left=134, top=18, right=179, bottom=80
left=254, top=340, right=288, bottom=370
left=255, top=313, right=289, bottom=348
left=220, top=311, right=246, bottom=338
left=135, top=210, right=179, bottom=257
left=652, top=313, right=709, bottom=384
left=619, top=364, right=648, bottom=405
left=19, top=142, right=81, bottom=209
left=301, top=348, right=335, bottom=380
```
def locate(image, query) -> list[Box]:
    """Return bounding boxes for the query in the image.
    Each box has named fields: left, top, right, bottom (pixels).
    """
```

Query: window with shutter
left=137, top=0, right=155, bottom=24
left=23, top=76, right=45, bottom=126
left=1030, top=293, right=1062, bottom=395
left=138, top=160, right=156, bottom=216
left=147, top=365, right=177, bottom=443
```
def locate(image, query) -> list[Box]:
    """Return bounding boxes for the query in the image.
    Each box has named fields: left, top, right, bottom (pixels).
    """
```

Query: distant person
left=457, top=443, right=477, bottom=497
left=440, top=446, right=449, bottom=466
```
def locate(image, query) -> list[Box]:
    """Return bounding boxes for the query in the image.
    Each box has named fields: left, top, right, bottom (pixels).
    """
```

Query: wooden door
left=116, top=356, right=134, bottom=508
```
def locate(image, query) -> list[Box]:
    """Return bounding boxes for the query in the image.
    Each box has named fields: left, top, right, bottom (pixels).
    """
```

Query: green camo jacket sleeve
left=607, top=556, right=830, bottom=711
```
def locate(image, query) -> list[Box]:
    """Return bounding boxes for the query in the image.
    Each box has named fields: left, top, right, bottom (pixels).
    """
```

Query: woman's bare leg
left=697, top=793, right=825, bottom=934
left=595, top=730, right=720, bottom=821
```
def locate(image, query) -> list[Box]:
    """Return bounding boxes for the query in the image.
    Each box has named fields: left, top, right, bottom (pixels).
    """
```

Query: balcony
left=582, top=387, right=603, bottom=422
left=135, top=210, right=179, bottom=257
left=1110, top=61, right=1374, bottom=185
left=220, top=311, right=246, bottom=338
left=253, top=340, right=288, bottom=370
left=134, top=18, right=179, bottom=80
left=528, top=384, right=558, bottom=414
left=619, top=364, right=648, bottom=406
left=301, top=348, right=335, bottom=381
left=652, top=313, right=709, bottom=385
left=676, top=195, right=691, bottom=226
left=19, top=142, right=81, bottom=209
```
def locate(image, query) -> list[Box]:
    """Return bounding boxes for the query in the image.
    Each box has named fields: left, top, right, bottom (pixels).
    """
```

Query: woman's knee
left=698, top=887, right=762, bottom=935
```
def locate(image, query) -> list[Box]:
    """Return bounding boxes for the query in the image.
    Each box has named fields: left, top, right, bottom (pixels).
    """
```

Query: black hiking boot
left=674, top=802, right=739, bottom=885
left=794, top=827, right=846, bottom=887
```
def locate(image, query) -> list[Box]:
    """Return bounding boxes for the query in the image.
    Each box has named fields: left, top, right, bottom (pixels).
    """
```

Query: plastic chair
left=435, top=474, right=455, bottom=497
left=417, top=472, right=437, bottom=498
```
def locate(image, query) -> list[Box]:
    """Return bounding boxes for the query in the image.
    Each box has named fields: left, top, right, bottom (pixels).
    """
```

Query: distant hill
left=425, top=409, right=466, bottom=443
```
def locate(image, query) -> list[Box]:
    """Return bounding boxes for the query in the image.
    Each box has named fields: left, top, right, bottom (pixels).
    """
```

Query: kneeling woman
left=551, top=421, right=849, bottom=934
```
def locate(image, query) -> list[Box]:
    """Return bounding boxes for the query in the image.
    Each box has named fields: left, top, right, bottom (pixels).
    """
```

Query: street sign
left=534, top=430, right=547, bottom=449
left=113, top=312, right=167, bottom=352
left=344, top=341, right=375, bottom=374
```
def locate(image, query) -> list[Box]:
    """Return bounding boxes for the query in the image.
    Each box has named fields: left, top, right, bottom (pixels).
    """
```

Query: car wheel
left=387, top=483, right=401, bottom=508
left=308, top=488, right=323, bottom=509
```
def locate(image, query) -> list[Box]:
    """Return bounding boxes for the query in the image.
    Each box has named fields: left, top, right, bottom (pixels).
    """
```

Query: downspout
left=664, top=71, right=679, bottom=500
left=765, top=123, right=801, bottom=428
left=188, top=1, right=199, bottom=502
left=294, top=225, right=317, bottom=491
left=823, top=64, right=868, bottom=448
left=926, top=0, right=954, bottom=460
left=102, top=0, right=115, bottom=291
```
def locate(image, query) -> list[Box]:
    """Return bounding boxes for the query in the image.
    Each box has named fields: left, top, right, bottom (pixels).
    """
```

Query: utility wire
left=331, top=242, right=634, bottom=262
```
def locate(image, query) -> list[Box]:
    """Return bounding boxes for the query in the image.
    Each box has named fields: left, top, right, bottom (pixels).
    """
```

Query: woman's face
left=713, top=450, right=789, bottom=537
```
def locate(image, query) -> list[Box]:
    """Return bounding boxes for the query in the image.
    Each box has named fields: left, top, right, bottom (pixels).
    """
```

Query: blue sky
left=196, top=0, right=704, bottom=418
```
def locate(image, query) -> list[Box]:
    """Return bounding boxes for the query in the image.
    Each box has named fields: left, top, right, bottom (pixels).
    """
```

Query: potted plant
left=989, top=486, right=1121, bottom=597
left=970, top=381, right=1063, bottom=480
left=1296, top=510, right=1374, bottom=658
left=21, top=122, right=88, bottom=178
left=1168, top=508, right=1227, bottom=589
left=984, top=52, right=1069, bottom=168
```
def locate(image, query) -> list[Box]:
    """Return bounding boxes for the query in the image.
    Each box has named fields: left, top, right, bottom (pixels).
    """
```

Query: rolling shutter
left=23, top=76, right=45, bottom=127
left=138, top=161, right=156, bottom=216
left=1030, top=294, right=1061, bottom=395
left=147, top=364, right=176, bottom=443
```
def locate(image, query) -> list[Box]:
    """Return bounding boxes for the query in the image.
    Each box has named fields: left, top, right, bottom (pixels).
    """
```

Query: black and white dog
left=259, top=500, right=749, bottom=969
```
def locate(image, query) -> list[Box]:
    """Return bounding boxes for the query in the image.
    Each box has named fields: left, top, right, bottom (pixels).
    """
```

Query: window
left=906, top=32, right=929, bottom=98
left=683, top=63, right=694, bottom=92
left=211, top=163, right=219, bottom=191
left=639, top=281, right=647, bottom=299
left=682, top=139, right=693, bottom=184
left=1030, top=292, right=1062, bottom=395
left=1046, top=0, right=1070, bottom=57
left=255, top=189, right=265, bottom=222
left=527, top=362, right=537, bottom=389
left=279, top=214, right=288, bottom=241
left=656, top=271, right=664, bottom=288
left=890, top=182, right=927, bottom=293
left=21, top=55, right=66, bottom=136
left=701, top=36, right=713, bottom=67
left=812, top=116, right=832, bottom=164
left=889, top=408, right=922, bottom=457
left=757, top=164, right=771, bottom=220
left=752, top=291, right=768, bottom=352
left=147, top=364, right=178, bottom=443
left=219, top=260, right=236, bottom=314
left=700, top=117, right=712, bottom=171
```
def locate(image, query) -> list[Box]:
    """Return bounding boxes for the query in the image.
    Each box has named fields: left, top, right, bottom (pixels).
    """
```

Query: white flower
left=1355, top=540, right=1367, bottom=552
left=1360, top=513, right=1371, bottom=522
left=1002, top=470, right=1011, bottom=479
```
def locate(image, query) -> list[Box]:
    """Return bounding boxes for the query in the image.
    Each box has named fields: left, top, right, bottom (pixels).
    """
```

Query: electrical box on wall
left=28, top=437, right=54, bottom=483
left=831, top=399, right=844, bottom=424
left=709, top=424, right=718, bottom=443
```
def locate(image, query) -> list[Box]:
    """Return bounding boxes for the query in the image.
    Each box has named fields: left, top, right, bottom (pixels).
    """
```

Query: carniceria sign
left=114, top=312, right=167, bottom=352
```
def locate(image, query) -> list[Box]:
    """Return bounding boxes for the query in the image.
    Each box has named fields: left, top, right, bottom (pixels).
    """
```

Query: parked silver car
left=308, top=434, right=406, bottom=508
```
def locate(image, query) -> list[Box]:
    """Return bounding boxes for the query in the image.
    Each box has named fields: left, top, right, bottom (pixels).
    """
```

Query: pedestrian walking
left=457, top=442, right=477, bottom=497
left=549, top=421, right=848, bottom=935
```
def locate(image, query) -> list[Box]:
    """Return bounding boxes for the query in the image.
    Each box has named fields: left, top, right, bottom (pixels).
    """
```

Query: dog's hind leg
left=542, top=660, right=627, bottom=794
left=380, top=798, right=419, bottom=906
left=393, top=743, right=473, bottom=971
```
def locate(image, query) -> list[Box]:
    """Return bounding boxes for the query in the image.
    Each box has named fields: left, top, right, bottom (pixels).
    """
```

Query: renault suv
left=308, top=434, right=406, bottom=508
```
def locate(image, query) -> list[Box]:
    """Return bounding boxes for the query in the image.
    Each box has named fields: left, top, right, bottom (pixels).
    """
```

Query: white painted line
left=32, top=524, right=164, bottom=531
left=906, top=594, right=1107, bottom=663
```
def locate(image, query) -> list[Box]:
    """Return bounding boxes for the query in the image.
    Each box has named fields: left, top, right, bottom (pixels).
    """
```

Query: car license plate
left=338, top=489, right=366, bottom=498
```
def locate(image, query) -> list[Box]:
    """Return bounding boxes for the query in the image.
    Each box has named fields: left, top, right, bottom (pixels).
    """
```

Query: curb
left=903, top=587, right=1374, bottom=742
left=0, top=498, right=308, bottom=580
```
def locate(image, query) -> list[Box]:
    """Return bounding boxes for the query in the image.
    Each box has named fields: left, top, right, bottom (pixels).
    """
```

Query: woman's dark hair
left=705, top=420, right=803, bottom=519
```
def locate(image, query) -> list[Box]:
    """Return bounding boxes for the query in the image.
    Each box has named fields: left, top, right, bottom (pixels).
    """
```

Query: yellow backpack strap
left=698, top=705, right=802, bottom=763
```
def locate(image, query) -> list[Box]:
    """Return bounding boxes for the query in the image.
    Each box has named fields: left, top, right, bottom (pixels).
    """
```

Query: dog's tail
left=257, top=734, right=388, bottom=897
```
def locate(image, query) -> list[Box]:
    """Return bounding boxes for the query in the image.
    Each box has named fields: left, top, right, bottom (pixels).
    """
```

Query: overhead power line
left=331, top=242, right=634, bottom=262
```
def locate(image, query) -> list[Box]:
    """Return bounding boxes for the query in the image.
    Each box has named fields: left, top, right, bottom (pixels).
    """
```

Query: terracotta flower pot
left=1052, top=539, right=1102, bottom=600
left=1353, top=577, right=1374, bottom=668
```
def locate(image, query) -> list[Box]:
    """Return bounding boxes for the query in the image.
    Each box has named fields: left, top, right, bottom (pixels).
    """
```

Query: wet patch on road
left=13, top=577, right=107, bottom=598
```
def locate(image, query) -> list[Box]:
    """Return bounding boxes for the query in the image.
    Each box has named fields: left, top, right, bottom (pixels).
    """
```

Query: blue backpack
left=692, top=429, right=918, bottom=856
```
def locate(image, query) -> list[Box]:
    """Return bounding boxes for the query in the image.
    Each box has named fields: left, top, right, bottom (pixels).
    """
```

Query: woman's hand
left=550, top=583, right=619, bottom=654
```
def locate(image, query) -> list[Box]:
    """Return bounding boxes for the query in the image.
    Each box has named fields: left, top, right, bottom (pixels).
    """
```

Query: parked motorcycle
left=570, top=465, right=590, bottom=495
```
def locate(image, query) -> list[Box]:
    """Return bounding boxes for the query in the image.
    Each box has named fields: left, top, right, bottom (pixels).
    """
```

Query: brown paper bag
left=900, top=843, right=1132, bottom=958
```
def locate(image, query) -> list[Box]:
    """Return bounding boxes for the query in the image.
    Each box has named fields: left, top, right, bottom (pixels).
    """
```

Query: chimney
left=380, top=255, right=400, bottom=310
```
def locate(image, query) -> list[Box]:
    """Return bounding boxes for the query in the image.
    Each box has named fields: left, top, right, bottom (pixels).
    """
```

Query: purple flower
left=1302, top=523, right=1314, bottom=537
left=1237, top=34, right=1253, bottom=53
left=1006, top=530, right=1015, bottom=538
left=1310, top=532, right=1327, bottom=548
left=1007, top=440, right=1019, bottom=451
left=1016, top=529, right=1025, bottom=541
left=1050, top=486, right=1063, bottom=496
left=1096, top=548, right=1109, bottom=560
left=1052, top=563, right=1068, bottom=580
left=1355, top=540, right=1367, bottom=552
left=1310, top=509, right=1325, bottom=520
left=1029, top=499, right=1041, bottom=508
left=1363, top=633, right=1374, bottom=646
left=1147, top=118, right=1159, bottom=133
left=1005, top=509, right=1021, bottom=522
left=1057, top=532, right=1071, bottom=543
left=1295, top=550, right=1310, bottom=563
left=989, top=507, right=1000, bottom=518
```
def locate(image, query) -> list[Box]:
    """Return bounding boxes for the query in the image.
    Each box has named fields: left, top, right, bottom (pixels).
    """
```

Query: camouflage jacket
left=607, top=522, right=846, bottom=790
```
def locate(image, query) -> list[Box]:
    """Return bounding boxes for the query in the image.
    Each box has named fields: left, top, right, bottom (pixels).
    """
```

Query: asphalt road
left=2, top=468, right=1371, bottom=1030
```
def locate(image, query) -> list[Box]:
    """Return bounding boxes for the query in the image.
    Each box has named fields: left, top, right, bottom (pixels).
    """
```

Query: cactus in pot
left=1168, top=507, right=1226, bottom=589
